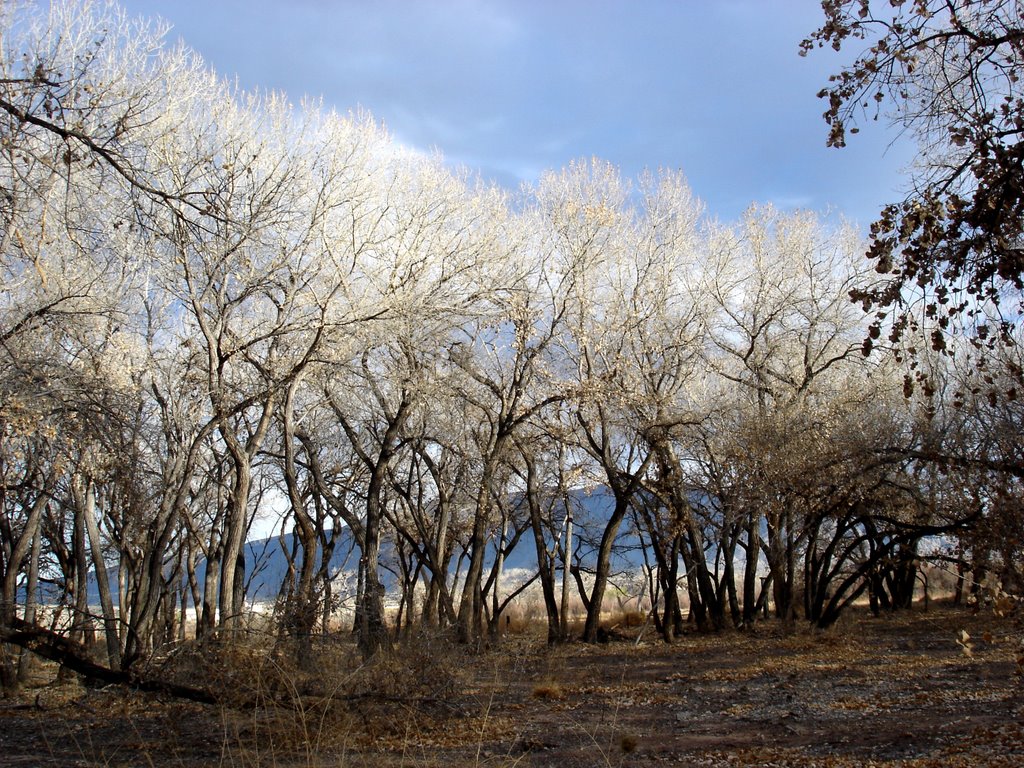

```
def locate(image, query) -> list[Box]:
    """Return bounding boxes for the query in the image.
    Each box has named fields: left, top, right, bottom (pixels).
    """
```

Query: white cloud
left=119, top=0, right=917, bottom=225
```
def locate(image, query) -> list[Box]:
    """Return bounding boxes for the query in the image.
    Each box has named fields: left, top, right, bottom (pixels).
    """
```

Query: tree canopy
left=803, top=0, right=1024, bottom=369
left=1, top=2, right=1022, bottom=695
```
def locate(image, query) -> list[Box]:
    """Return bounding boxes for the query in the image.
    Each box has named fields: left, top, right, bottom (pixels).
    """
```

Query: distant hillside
left=40, top=485, right=660, bottom=606
left=237, top=486, right=645, bottom=602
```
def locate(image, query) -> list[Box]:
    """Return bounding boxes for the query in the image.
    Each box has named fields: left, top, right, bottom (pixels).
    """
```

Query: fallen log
left=0, top=617, right=217, bottom=704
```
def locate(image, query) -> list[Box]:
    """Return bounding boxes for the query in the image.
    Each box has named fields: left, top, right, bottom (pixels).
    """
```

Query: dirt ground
left=1, top=604, right=1021, bottom=767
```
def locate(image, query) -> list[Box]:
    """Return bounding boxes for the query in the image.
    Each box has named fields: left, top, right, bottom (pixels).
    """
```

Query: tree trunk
left=489, top=513, right=509, bottom=637
left=653, top=438, right=725, bottom=631
left=71, top=503, right=91, bottom=648
left=1, top=491, right=47, bottom=694
left=281, top=379, right=319, bottom=663
left=742, top=510, right=760, bottom=627
left=17, top=522, right=42, bottom=684
left=458, top=450, right=503, bottom=644
left=75, top=476, right=121, bottom=669
left=357, top=463, right=393, bottom=656
left=583, top=494, right=629, bottom=642
left=218, top=437, right=252, bottom=632
left=524, top=456, right=560, bottom=643
left=559, top=500, right=574, bottom=641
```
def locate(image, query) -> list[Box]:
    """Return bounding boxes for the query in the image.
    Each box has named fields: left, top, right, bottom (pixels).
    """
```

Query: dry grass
left=531, top=680, right=566, bottom=700
left=617, top=733, right=639, bottom=753
left=2, top=603, right=1021, bottom=767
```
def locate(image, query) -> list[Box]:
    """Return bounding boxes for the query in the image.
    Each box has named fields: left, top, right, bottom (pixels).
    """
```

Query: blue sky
left=117, top=0, right=915, bottom=228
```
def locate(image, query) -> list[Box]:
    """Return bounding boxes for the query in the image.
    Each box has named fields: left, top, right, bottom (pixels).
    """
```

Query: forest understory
left=0, top=603, right=1021, bottom=768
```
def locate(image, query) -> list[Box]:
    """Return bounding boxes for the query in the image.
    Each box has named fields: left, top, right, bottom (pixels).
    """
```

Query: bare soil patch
left=1, top=605, right=1021, bottom=766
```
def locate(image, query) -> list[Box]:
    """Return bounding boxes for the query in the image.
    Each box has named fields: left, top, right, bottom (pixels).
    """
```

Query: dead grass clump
left=619, top=610, right=647, bottom=628
left=502, top=612, right=539, bottom=635
left=532, top=680, right=565, bottom=700
left=159, top=627, right=466, bottom=757
left=362, top=629, right=461, bottom=699
left=323, top=629, right=467, bottom=743
left=158, top=633, right=285, bottom=706
left=178, top=635, right=359, bottom=755
left=153, top=635, right=261, bottom=702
